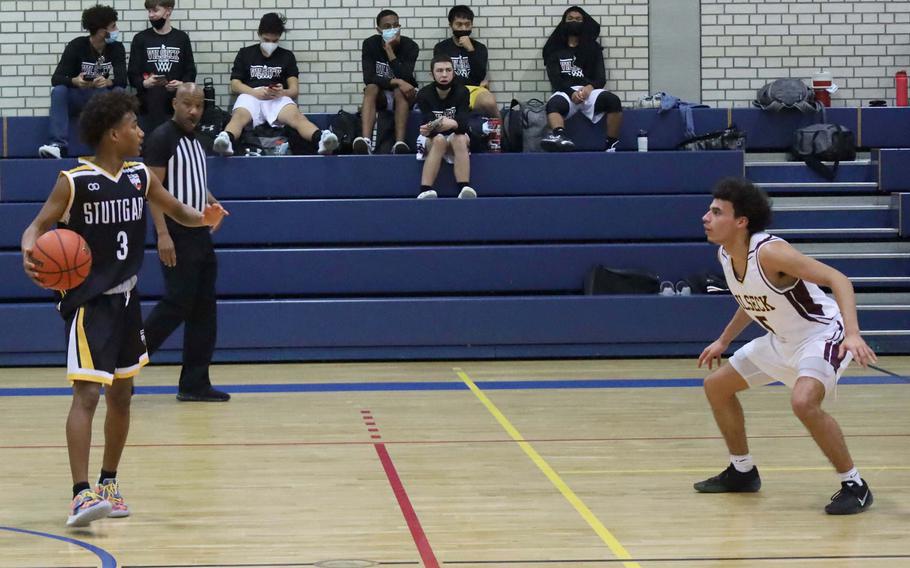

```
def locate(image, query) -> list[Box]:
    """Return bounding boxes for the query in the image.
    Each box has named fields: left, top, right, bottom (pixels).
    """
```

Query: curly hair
left=81, top=5, right=118, bottom=35
left=711, top=177, right=773, bottom=234
left=79, top=91, right=139, bottom=149
left=258, top=12, right=286, bottom=36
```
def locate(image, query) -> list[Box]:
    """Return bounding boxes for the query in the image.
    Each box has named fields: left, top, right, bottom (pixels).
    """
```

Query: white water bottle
left=637, top=129, right=648, bottom=152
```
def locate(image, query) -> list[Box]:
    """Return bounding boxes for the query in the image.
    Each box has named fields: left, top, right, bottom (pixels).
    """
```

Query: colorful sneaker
left=694, top=464, right=761, bottom=493
left=96, top=478, right=130, bottom=518
left=66, top=489, right=112, bottom=527
left=825, top=479, right=872, bottom=515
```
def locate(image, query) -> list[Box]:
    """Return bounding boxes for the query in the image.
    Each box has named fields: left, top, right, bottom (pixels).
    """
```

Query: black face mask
left=453, top=29, right=471, bottom=38
left=149, top=17, right=167, bottom=30
left=434, top=81, right=452, bottom=92
left=565, top=21, right=583, bottom=36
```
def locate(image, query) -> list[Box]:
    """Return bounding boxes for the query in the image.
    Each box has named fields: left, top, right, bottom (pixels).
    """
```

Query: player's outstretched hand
left=840, top=333, right=877, bottom=367
left=202, top=203, right=228, bottom=227
left=21, top=247, right=44, bottom=287
left=698, top=339, right=728, bottom=370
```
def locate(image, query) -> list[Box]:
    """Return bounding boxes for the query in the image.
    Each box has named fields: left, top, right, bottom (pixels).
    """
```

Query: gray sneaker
left=457, top=186, right=477, bottom=199
left=39, top=144, right=63, bottom=159
left=212, top=132, right=233, bottom=156
left=318, top=130, right=339, bottom=155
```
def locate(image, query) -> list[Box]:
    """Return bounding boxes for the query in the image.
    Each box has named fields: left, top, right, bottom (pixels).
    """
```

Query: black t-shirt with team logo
left=57, top=159, right=149, bottom=318
left=361, top=34, right=419, bottom=90
left=51, top=36, right=127, bottom=88
left=127, top=27, right=196, bottom=93
left=415, top=83, right=471, bottom=134
left=544, top=44, right=606, bottom=97
left=433, top=38, right=488, bottom=87
left=230, top=44, right=298, bottom=89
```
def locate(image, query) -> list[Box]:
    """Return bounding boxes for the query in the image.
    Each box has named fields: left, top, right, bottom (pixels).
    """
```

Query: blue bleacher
left=1, top=108, right=909, bottom=365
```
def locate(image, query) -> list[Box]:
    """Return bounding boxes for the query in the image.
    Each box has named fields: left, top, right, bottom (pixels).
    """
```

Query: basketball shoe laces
left=98, top=480, right=124, bottom=505
left=73, top=489, right=104, bottom=512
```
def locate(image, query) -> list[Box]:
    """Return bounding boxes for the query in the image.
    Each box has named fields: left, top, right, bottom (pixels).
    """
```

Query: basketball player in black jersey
left=21, top=91, right=226, bottom=527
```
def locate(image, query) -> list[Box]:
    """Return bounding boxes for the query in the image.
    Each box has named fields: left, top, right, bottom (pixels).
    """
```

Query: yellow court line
left=455, top=369, right=641, bottom=568
left=563, top=466, right=910, bottom=475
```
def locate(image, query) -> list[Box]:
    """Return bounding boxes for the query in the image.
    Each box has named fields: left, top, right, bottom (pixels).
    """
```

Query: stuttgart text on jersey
left=82, top=196, right=144, bottom=225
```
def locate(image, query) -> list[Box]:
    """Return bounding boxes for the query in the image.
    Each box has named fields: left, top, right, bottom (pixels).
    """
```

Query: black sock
left=99, top=469, right=117, bottom=483
left=311, top=128, right=322, bottom=143
left=457, top=182, right=471, bottom=190
left=73, top=481, right=91, bottom=497
left=553, top=127, right=566, bottom=136
left=607, top=136, right=619, bottom=146
left=226, top=131, right=235, bottom=144
left=420, top=185, right=433, bottom=193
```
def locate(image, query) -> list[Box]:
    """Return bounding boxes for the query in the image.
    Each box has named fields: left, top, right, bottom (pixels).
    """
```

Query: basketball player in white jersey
left=695, top=177, right=877, bottom=515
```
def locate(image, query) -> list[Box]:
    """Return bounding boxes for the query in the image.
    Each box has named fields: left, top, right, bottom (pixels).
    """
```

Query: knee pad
left=594, top=91, right=622, bottom=114
left=546, top=95, right=570, bottom=115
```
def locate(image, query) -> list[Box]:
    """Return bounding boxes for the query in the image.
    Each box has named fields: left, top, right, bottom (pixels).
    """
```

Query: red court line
left=362, top=410, right=439, bottom=568
left=3, top=432, right=909, bottom=451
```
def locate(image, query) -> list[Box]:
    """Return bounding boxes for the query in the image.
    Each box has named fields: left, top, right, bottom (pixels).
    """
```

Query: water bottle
left=896, top=71, right=908, bottom=107
left=637, top=129, right=648, bottom=152
left=203, top=78, right=216, bottom=109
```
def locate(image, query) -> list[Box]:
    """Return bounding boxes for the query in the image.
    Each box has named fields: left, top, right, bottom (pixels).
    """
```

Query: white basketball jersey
left=719, top=233, right=842, bottom=343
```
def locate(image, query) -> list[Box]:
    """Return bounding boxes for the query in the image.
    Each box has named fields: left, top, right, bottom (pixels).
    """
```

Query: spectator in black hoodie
left=353, top=9, right=419, bottom=155
left=540, top=6, right=623, bottom=152
left=414, top=55, right=475, bottom=199
left=39, top=5, right=126, bottom=158
left=128, top=0, right=197, bottom=133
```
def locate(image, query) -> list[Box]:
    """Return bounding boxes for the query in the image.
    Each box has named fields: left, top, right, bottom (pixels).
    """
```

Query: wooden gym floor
left=0, top=357, right=908, bottom=568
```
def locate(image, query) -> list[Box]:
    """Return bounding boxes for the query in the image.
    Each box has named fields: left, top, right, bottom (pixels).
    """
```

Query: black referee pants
left=143, top=220, right=217, bottom=393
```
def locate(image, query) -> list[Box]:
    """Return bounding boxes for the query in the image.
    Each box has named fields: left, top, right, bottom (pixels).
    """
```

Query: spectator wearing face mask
left=433, top=5, right=499, bottom=120
left=540, top=5, right=623, bottom=153
left=212, top=13, right=338, bottom=157
left=39, top=4, right=126, bottom=159
left=352, top=9, right=420, bottom=155
left=128, top=0, right=197, bottom=133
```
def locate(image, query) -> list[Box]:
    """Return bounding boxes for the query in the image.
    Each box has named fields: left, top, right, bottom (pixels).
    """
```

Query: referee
left=143, top=83, right=230, bottom=402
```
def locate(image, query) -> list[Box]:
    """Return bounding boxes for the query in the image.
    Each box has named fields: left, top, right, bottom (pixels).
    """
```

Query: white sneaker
left=457, top=186, right=477, bottom=199
left=659, top=281, right=676, bottom=296
left=318, top=130, right=339, bottom=155
left=417, top=190, right=438, bottom=199
left=39, top=144, right=62, bottom=159
left=352, top=136, right=372, bottom=155
left=212, top=132, right=233, bottom=156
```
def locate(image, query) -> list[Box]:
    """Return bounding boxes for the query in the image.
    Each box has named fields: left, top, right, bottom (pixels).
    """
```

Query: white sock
left=838, top=467, right=862, bottom=486
left=730, top=454, right=754, bottom=473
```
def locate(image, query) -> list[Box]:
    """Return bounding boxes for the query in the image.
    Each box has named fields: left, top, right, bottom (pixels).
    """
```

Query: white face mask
left=260, top=41, right=278, bottom=56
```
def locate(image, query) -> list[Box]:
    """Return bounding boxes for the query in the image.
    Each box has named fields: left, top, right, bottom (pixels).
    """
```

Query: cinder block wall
left=1, top=0, right=907, bottom=116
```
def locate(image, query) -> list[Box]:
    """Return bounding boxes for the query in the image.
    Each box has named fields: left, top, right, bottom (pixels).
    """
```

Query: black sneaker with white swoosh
left=825, top=479, right=873, bottom=515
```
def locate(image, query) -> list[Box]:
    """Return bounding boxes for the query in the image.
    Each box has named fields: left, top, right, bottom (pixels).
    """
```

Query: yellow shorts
left=467, top=85, right=490, bottom=110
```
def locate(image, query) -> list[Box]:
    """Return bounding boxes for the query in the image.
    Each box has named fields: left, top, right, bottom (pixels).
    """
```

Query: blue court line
left=0, top=375, right=905, bottom=397
left=0, top=526, right=117, bottom=567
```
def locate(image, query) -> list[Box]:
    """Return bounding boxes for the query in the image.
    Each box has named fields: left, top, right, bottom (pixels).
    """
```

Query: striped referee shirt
left=143, top=120, right=209, bottom=215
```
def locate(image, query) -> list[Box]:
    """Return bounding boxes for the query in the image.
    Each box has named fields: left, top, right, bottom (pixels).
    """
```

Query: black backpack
left=501, top=99, right=524, bottom=152
left=500, top=99, right=548, bottom=153
left=753, top=78, right=821, bottom=113
left=329, top=110, right=360, bottom=155
left=583, top=266, right=660, bottom=295
left=792, top=123, right=856, bottom=181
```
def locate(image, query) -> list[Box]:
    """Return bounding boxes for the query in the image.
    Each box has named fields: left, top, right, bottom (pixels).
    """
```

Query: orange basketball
left=31, top=229, right=93, bottom=291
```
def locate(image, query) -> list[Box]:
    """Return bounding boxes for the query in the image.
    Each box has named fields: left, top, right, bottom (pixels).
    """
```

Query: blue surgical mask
left=381, top=27, right=400, bottom=43
left=105, top=30, right=120, bottom=44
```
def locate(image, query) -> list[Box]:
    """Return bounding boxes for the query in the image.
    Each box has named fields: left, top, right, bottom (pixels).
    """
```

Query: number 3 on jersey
left=116, top=230, right=128, bottom=260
